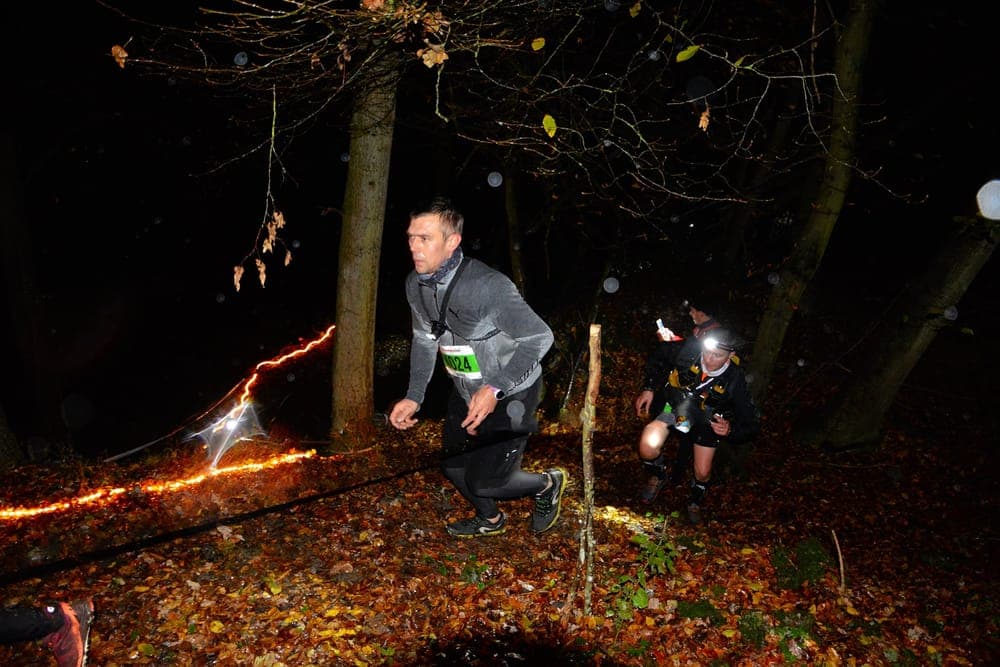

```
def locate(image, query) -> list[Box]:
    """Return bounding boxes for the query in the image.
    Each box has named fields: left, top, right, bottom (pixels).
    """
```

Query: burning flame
left=0, top=450, right=315, bottom=521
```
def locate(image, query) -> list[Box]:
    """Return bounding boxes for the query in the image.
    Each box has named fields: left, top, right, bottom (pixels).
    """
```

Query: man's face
left=701, top=347, right=733, bottom=372
left=407, top=213, right=461, bottom=274
left=689, top=307, right=712, bottom=325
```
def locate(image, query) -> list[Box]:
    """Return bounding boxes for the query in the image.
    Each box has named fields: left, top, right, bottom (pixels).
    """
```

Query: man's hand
left=710, top=413, right=731, bottom=437
left=635, top=390, right=654, bottom=417
left=461, top=386, right=499, bottom=435
left=389, top=399, right=420, bottom=430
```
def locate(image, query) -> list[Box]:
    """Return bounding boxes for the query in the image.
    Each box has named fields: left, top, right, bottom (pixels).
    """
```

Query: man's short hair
left=410, top=196, right=464, bottom=236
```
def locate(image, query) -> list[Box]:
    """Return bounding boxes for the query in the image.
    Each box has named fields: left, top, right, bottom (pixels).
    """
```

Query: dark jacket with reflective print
left=404, top=257, right=553, bottom=407
left=643, top=338, right=760, bottom=445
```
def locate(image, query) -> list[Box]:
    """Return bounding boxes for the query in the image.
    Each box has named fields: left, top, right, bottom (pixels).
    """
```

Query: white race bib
left=439, top=344, right=482, bottom=379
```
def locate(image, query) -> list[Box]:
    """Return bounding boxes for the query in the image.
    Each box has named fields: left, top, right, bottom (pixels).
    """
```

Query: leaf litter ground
left=0, top=298, right=996, bottom=665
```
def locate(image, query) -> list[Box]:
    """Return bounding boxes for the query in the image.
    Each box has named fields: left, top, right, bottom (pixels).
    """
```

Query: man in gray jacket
left=389, top=197, right=567, bottom=538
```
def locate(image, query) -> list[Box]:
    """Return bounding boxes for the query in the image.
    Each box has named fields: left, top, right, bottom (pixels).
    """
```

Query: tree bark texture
left=748, top=0, right=875, bottom=404
left=803, top=217, right=998, bottom=448
left=331, top=61, right=400, bottom=441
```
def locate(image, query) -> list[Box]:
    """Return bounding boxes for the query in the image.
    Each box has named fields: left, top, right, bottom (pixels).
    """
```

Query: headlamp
left=703, top=336, right=734, bottom=352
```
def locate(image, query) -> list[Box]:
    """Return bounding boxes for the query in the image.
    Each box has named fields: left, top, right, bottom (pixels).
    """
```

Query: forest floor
left=0, top=290, right=997, bottom=666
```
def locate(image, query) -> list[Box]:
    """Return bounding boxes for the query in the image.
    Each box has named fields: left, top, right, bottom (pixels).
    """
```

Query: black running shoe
left=639, top=475, right=667, bottom=504
left=686, top=503, right=704, bottom=526
left=446, top=512, right=508, bottom=538
left=531, top=468, right=567, bottom=533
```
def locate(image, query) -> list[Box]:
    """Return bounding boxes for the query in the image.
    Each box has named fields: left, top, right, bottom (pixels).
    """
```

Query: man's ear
left=446, top=233, right=462, bottom=253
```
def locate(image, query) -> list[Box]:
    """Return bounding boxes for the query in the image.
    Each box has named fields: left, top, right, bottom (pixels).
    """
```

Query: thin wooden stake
left=579, top=324, right=601, bottom=615
left=831, top=528, right=846, bottom=592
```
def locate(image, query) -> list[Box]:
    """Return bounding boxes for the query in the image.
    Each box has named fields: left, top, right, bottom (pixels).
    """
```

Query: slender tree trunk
left=748, top=0, right=875, bottom=404
left=331, top=60, right=400, bottom=443
left=800, top=216, right=999, bottom=448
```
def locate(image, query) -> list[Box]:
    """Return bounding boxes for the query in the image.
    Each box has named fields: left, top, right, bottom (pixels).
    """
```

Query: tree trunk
left=747, top=0, right=875, bottom=404
left=331, top=60, right=400, bottom=443
left=800, top=216, right=999, bottom=448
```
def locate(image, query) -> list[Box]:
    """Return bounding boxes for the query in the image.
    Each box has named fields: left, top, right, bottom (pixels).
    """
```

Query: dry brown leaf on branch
left=421, top=10, right=449, bottom=34
left=699, top=107, right=711, bottom=132
left=111, top=44, right=128, bottom=69
left=284, top=250, right=292, bottom=267
left=417, top=41, right=448, bottom=68
left=255, top=258, right=267, bottom=287
left=233, top=265, right=244, bottom=292
left=361, top=0, right=386, bottom=10
left=263, top=211, right=285, bottom=254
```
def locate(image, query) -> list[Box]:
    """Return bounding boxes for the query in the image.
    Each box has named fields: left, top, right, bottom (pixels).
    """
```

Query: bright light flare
left=194, top=324, right=336, bottom=467
left=0, top=450, right=315, bottom=522
left=2, top=325, right=337, bottom=522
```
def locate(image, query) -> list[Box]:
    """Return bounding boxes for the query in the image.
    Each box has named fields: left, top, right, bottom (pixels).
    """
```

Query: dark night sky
left=2, top=3, right=998, bottom=457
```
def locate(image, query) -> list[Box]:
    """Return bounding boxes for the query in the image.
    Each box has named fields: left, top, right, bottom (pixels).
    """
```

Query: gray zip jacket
left=404, top=257, right=553, bottom=407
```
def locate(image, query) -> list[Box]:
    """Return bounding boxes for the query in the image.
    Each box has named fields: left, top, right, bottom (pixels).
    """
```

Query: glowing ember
left=0, top=450, right=315, bottom=521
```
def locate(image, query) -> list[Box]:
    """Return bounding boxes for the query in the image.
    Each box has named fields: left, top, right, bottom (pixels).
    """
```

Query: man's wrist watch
left=488, top=385, right=506, bottom=400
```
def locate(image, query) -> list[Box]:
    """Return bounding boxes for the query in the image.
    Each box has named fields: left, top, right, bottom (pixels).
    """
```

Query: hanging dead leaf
left=361, top=0, right=386, bottom=10
left=629, top=2, right=642, bottom=18
left=531, top=38, right=546, bottom=51
left=284, top=250, right=292, bottom=267
left=699, top=107, right=710, bottom=132
left=310, top=53, right=321, bottom=69
left=421, top=10, right=449, bottom=33
left=233, top=265, right=244, bottom=292
left=256, top=258, right=267, bottom=287
left=417, top=41, right=448, bottom=68
left=111, top=44, right=128, bottom=69
left=262, top=238, right=273, bottom=254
